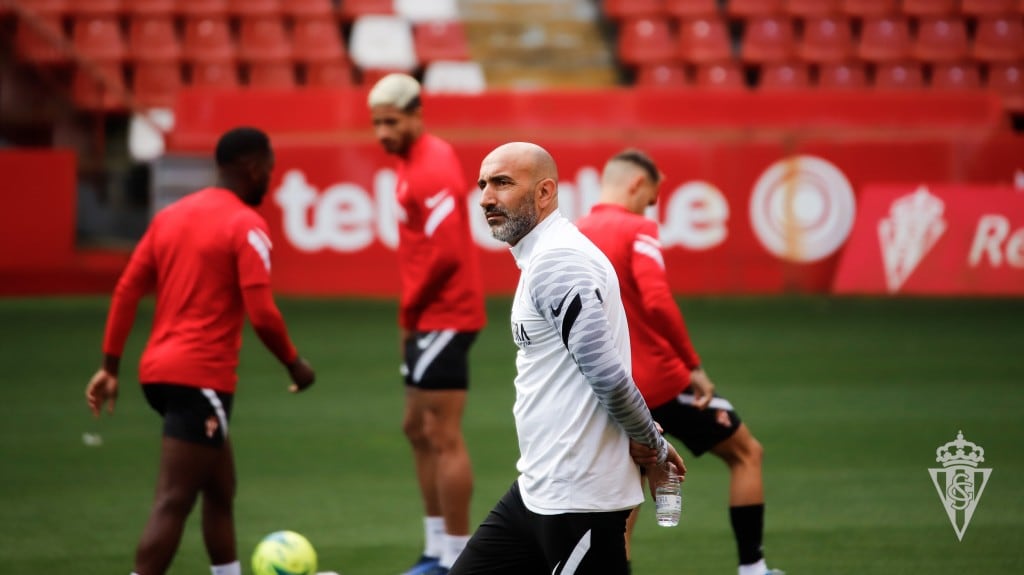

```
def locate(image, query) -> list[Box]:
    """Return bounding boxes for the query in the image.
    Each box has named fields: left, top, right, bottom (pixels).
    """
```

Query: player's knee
left=154, top=486, right=199, bottom=516
left=740, top=435, right=764, bottom=468
left=402, top=417, right=429, bottom=446
left=428, top=425, right=464, bottom=455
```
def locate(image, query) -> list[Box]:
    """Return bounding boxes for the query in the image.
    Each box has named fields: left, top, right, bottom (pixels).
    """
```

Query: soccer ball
left=251, top=530, right=318, bottom=575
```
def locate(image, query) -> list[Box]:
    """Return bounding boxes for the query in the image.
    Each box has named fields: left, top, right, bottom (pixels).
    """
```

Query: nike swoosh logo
left=425, top=189, right=449, bottom=209
left=416, top=333, right=435, bottom=350
left=551, top=290, right=573, bottom=317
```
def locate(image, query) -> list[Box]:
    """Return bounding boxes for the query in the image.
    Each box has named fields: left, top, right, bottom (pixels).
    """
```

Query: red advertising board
left=833, top=185, right=1024, bottom=296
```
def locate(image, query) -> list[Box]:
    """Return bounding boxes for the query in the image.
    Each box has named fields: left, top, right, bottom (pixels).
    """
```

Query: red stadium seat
left=873, top=62, right=923, bottom=89
left=131, top=61, right=182, bottom=107
left=14, top=15, right=68, bottom=64
left=182, top=17, right=235, bottom=62
left=727, top=0, right=783, bottom=18
left=72, top=16, right=126, bottom=61
left=694, top=61, right=745, bottom=88
left=71, top=61, right=127, bottom=110
left=283, top=0, right=334, bottom=18
left=292, top=17, right=346, bottom=63
left=128, top=0, right=175, bottom=15
left=618, top=17, right=677, bottom=66
left=19, top=0, right=68, bottom=15
left=912, top=17, right=969, bottom=63
left=839, top=0, right=897, bottom=17
left=178, top=0, right=228, bottom=16
left=247, top=62, right=296, bottom=88
left=817, top=61, right=867, bottom=89
left=238, top=17, right=292, bottom=62
left=972, top=16, right=1024, bottom=62
left=987, top=62, right=1024, bottom=112
left=961, top=0, right=1017, bottom=15
left=69, top=0, right=122, bottom=15
left=740, top=16, right=795, bottom=63
left=665, top=0, right=718, bottom=18
left=857, top=16, right=910, bottom=62
left=414, top=21, right=471, bottom=63
left=189, top=60, right=238, bottom=87
left=129, top=17, right=181, bottom=62
left=636, top=63, right=688, bottom=86
left=360, top=67, right=410, bottom=86
left=677, top=16, right=732, bottom=63
left=604, top=0, right=666, bottom=21
left=901, top=0, right=957, bottom=16
left=759, top=61, right=810, bottom=89
left=784, top=0, right=840, bottom=17
left=338, top=0, right=395, bottom=21
left=930, top=62, right=981, bottom=90
left=797, top=16, right=852, bottom=63
left=227, top=0, right=280, bottom=16
left=305, top=60, right=354, bottom=86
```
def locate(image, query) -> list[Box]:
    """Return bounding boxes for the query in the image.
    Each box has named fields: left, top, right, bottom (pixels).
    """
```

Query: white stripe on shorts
left=558, top=529, right=592, bottom=575
left=674, top=393, right=734, bottom=412
left=200, top=389, right=229, bottom=438
left=412, top=329, right=457, bottom=384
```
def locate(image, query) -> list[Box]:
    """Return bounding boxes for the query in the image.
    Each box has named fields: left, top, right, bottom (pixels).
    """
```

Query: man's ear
left=536, top=178, right=558, bottom=210
left=626, top=173, right=647, bottom=197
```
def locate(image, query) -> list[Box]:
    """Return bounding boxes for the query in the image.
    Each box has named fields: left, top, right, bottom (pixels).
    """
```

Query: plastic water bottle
left=655, top=462, right=682, bottom=527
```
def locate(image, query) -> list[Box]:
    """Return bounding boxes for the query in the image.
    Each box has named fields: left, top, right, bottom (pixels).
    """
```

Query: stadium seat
left=759, top=61, right=810, bottom=89
left=189, top=60, right=238, bottom=87
left=338, top=0, right=395, bottom=21
left=857, top=16, right=910, bottom=62
left=694, top=61, right=745, bottom=88
left=247, top=62, right=296, bottom=88
left=182, top=17, right=235, bottom=62
left=727, top=0, right=783, bottom=18
left=19, top=0, right=69, bottom=15
left=873, top=61, right=924, bottom=89
left=238, top=17, right=292, bottom=63
left=349, top=15, right=417, bottom=72
left=635, top=63, right=688, bottom=86
left=617, top=17, right=677, bottom=66
left=71, top=61, right=127, bottom=111
left=797, top=16, right=853, bottom=63
left=603, top=0, right=666, bottom=21
left=69, top=0, right=122, bottom=15
left=178, top=0, right=228, bottom=16
left=912, top=17, right=969, bottom=63
left=360, top=67, right=410, bottom=86
left=665, top=0, right=718, bottom=18
left=901, top=0, right=957, bottom=16
left=817, top=61, right=868, bottom=89
left=292, top=18, right=346, bottom=63
left=72, top=16, right=126, bottom=61
left=839, top=0, right=897, bottom=17
left=422, top=60, right=487, bottom=93
left=131, top=61, right=182, bottom=107
left=414, top=21, right=471, bottom=63
left=395, top=0, right=458, bottom=22
left=282, top=0, right=334, bottom=18
left=740, top=16, right=796, bottom=63
left=961, top=0, right=1016, bottom=15
left=127, top=0, right=176, bottom=15
left=784, top=0, right=840, bottom=17
left=305, top=60, right=355, bottom=86
left=227, top=0, right=280, bottom=16
left=14, top=15, right=68, bottom=64
left=930, top=62, right=981, bottom=90
left=677, top=16, right=732, bottom=63
left=972, top=16, right=1024, bottom=61
left=129, top=17, right=181, bottom=62
left=987, top=62, right=1024, bottom=112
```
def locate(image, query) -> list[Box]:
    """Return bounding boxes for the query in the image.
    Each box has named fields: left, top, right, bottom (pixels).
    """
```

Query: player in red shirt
left=85, top=127, right=316, bottom=575
left=577, top=150, right=781, bottom=575
left=368, top=74, right=486, bottom=575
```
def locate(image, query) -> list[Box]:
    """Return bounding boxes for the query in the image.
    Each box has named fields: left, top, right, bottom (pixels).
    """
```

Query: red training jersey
left=394, top=133, right=485, bottom=332
left=577, top=204, right=701, bottom=408
left=102, top=187, right=297, bottom=393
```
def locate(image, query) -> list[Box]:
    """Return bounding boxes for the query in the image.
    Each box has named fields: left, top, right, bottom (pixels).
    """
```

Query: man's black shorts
left=450, top=480, right=631, bottom=575
left=402, top=330, right=478, bottom=391
left=650, top=386, right=742, bottom=456
left=143, top=383, right=234, bottom=447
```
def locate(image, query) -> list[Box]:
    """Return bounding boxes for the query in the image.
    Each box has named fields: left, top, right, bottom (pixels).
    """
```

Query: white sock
left=211, top=560, right=241, bottom=575
left=440, top=534, right=470, bottom=569
left=424, top=516, right=445, bottom=558
left=739, top=558, right=768, bottom=575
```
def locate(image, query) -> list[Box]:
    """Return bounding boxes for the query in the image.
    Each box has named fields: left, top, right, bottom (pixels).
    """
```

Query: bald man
left=577, top=150, right=781, bottom=575
left=450, top=143, right=686, bottom=575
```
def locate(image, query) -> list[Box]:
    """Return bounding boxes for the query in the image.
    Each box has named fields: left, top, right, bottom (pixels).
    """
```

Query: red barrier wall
left=0, top=150, right=76, bottom=270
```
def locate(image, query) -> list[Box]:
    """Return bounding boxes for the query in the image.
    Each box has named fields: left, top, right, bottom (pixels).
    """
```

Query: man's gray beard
left=489, top=204, right=537, bottom=245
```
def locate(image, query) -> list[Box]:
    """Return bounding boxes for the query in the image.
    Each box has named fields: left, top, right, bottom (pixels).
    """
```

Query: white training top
left=508, top=211, right=668, bottom=514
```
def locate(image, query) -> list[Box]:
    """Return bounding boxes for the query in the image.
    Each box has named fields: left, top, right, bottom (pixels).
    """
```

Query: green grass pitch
left=0, top=296, right=1022, bottom=574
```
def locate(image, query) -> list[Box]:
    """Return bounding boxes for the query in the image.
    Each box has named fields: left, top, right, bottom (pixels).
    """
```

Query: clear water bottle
left=654, top=462, right=682, bottom=527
